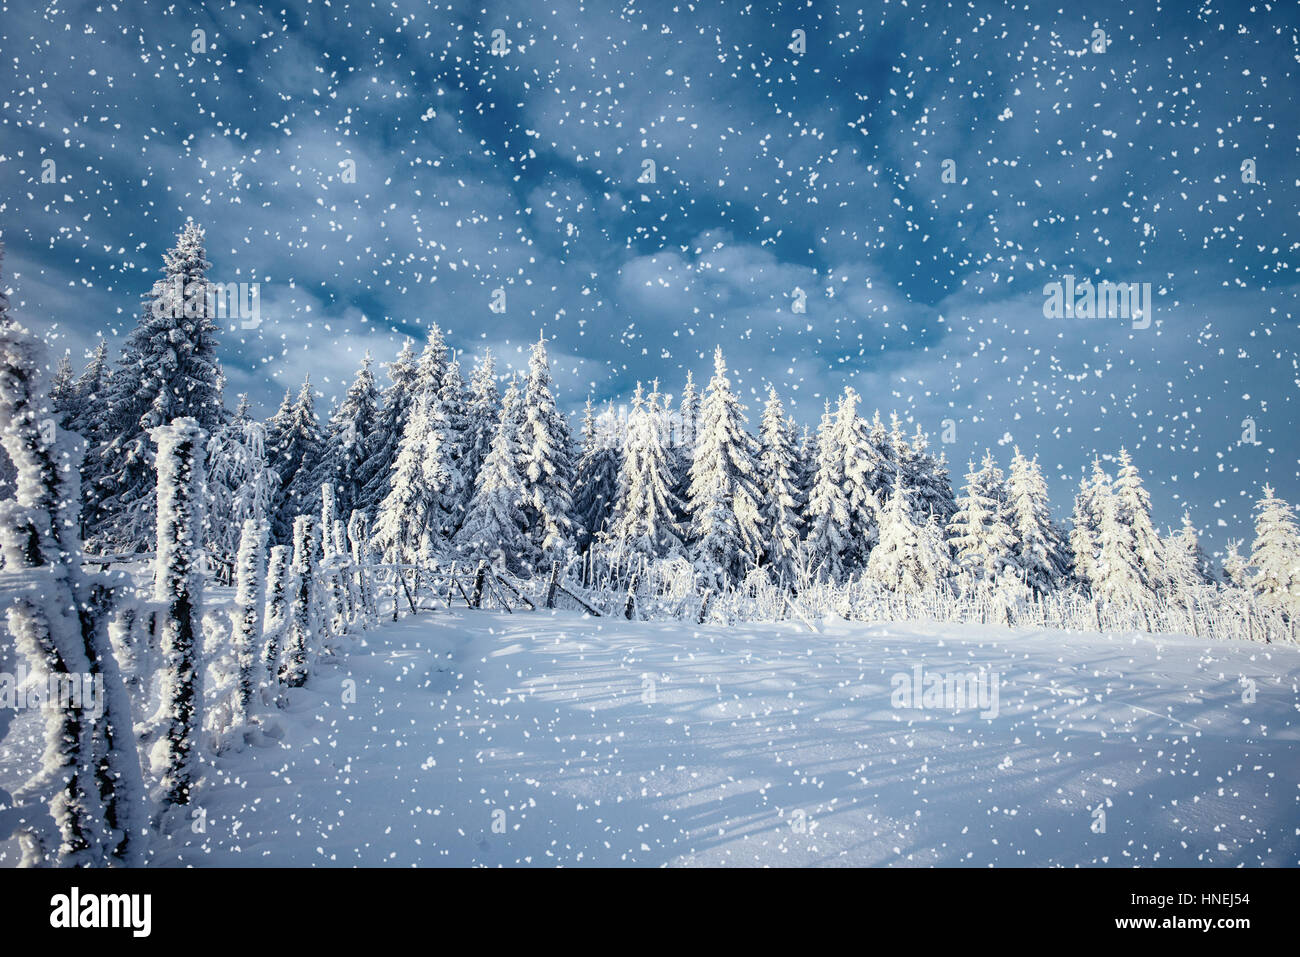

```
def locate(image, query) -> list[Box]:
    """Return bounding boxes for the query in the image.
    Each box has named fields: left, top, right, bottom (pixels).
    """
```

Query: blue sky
left=1, top=0, right=1296, bottom=552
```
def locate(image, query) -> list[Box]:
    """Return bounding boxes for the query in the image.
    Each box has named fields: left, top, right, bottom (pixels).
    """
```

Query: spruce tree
left=68, top=338, right=110, bottom=444
left=311, top=355, right=381, bottom=524
left=456, top=383, right=529, bottom=570
left=436, top=357, right=473, bottom=533
left=1164, top=512, right=1214, bottom=591
left=356, top=338, right=418, bottom=518
left=1092, top=477, right=1147, bottom=608
left=573, top=398, right=622, bottom=551
left=1006, top=447, right=1065, bottom=595
left=519, top=336, right=576, bottom=563
left=757, top=387, right=803, bottom=580
left=92, top=222, right=224, bottom=553
left=687, top=347, right=764, bottom=583
left=1222, top=539, right=1248, bottom=589
left=266, top=377, right=324, bottom=544
left=803, top=401, right=851, bottom=581
left=865, top=485, right=950, bottom=594
left=372, top=390, right=453, bottom=564
left=205, top=413, right=278, bottom=577
left=1069, top=459, right=1110, bottom=590
left=1248, top=485, right=1300, bottom=617
left=946, top=453, right=1017, bottom=584
left=608, top=382, right=683, bottom=559
left=1113, top=448, right=1166, bottom=594
left=463, top=349, right=501, bottom=501
left=670, top=370, right=701, bottom=517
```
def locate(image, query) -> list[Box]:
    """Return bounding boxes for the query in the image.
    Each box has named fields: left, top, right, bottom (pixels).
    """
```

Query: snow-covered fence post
left=0, top=321, right=147, bottom=865
left=149, top=417, right=208, bottom=818
left=319, top=484, right=348, bottom=635
left=334, top=517, right=356, bottom=627
left=545, top=560, right=560, bottom=609
left=624, top=572, right=639, bottom=620
left=231, top=518, right=268, bottom=727
left=471, top=560, right=488, bottom=608
left=281, top=515, right=318, bottom=687
left=697, top=588, right=713, bottom=624
left=262, top=545, right=291, bottom=682
left=347, top=509, right=378, bottom=630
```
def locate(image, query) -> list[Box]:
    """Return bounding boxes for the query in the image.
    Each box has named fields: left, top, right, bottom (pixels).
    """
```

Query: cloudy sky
left=1, top=0, right=1296, bottom=552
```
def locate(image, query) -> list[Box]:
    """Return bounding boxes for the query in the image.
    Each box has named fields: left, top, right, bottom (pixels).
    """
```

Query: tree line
left=4, top=223, right=1299, bottom=622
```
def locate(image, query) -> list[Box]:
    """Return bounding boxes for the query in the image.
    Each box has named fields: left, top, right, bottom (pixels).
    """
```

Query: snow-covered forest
left=0, top=226, right=1297, bottom=866
left=3, top=227, right=1296, bottom=634
left=1, top=1, right=1298, bottom=875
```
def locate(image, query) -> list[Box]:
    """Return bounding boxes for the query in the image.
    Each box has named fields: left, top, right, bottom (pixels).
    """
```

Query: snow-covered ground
left=3, top=610, right=1298, bottom=866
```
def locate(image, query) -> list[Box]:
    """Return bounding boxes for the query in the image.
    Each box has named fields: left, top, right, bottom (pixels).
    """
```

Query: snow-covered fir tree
left=1069, top=459, right=1110, bottom=591
left=310, top=355, right=381, bottom=525
left=946, top=453, right=1017, bottom=584
left=371, top=388, right=453, bottom=564
left=572, top=398, right=621, bottom=551
left=1092, top=474, right=1149, bottom=609
left=1222, top=539, right=1248, bottom=589
left=1112, top=448, right=1166, bottom=595
left=687, top=347, right=764, bottom=583
left=265, top=377, right=324, bottom=544
left=436, top=357, right=473, bottom=533
left=838, top=391, right=886, bottom=568
left=463, top=348, right=501, bottom=504
left=1248, top=485, right=1300, bottom=618
left=204, top=411, right=278, bottom=580
left=607, top=382, right=683, bottom=559
left=48, top=353, right=76, bottom=424
left=413, top=323, right=450, bottom=399
left=455, top=381, right=529, bottom=570
left=865, top=485, right=953, bottom=594
left=897, top=422, right=956, bottom=526
left=803, top=400, right=852, bottom=582
left=756, top=387, right=803, bottom=580
left=670, top=369, right=701, bottom=516
left=67, top=338, right=110, bottom=445
left=1006, top=448, right=1067, bottom=594
left=1164, top=512, right=1214, bottom=592
left=92, top=222, right=225, bottom=553
left=355, top=338, right=418, bottom=519
left=518, top=336, right=576, bottom=564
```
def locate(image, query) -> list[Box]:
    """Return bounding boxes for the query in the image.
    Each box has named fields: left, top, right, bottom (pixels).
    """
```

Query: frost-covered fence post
left=545, top=560, right=560, bottom=609
left=319, top=485, right=348, bottom=635
left=624, top=572, right=639, bottom=620
left=0, top=321, right=147, bottom=866
left=149, top=417, right=209, bottom=817
left=347, top=509, right=378, bottom=630
left=262, top=545, right=291, bottom=683
left=281, top=515, right=318, bottom=687
left=334, top=517, right=357, bottom=627
left=231, top=518, right=268, bottom=726
left=471, top=560, right=488, bottom=608
left=697, top=588, right=713, bottom=624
